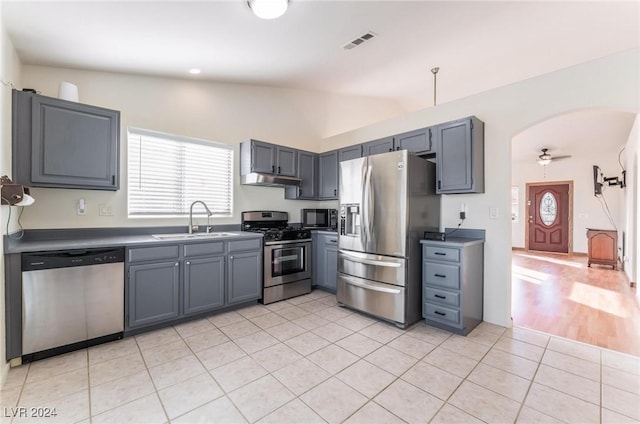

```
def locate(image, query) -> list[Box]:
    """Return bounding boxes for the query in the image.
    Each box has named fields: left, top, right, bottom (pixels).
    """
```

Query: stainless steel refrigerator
left=337, top=149, right=440, bottom=328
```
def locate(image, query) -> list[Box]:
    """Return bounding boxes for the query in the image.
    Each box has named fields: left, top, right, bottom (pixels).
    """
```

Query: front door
left=527, top=182, right=571, bottom=254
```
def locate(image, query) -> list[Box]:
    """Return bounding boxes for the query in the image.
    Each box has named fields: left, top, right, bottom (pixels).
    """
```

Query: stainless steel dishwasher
left=21, top=247, right=125, bottom=360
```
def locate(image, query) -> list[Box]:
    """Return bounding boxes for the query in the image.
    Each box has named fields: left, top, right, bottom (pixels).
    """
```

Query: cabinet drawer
left=320, top=235, right=338, bottom=246
left=228, top=238, right=262, bottom=253
left=424, top=246, right=460, bottom=262
left=183, top=242, right=225, bottom=258
left=424, top=287, right=460, bottom=307
left=424, top=302, right=460, bottom=326
left=128, top=245, right=179, bottom=263
left=423, top=262, right=460, bottom=289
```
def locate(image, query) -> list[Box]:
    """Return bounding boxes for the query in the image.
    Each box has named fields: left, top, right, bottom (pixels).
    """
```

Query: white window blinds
left=127, top=128, right=233, bottom=217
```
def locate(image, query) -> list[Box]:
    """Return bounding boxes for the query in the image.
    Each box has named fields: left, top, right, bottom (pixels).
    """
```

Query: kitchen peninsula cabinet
left=421, top=238, right=484, bottom=335
left=12, top=89, right=120, bottom=190
left=434, top=116, right=484, bottom=194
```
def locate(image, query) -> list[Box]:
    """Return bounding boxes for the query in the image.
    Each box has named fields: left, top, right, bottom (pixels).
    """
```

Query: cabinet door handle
left=278, top=166, right=281, bottom=174
left=329, top=239, right=337, bottom=243
left=334, top=189, right=337, bottom=196
left=388, top=148, right=393, bottom=152
left=174, top=262, right=179, bottom=267
left=434, top=294, right=446, bottom=299
left=434, top=252, right=446, bottom=256
left=272, top=165, right=275, bottom=173
left=438, top=180, right=442, bottom=190
left=434, top=273, right=446, bottom=278
left=186, top=261, right=190, bottom=265
left=299, top=188, right=303, bottom=195
left=434, top=310, right=446, bottom=316
left=111, top=175, right=115, bottom=185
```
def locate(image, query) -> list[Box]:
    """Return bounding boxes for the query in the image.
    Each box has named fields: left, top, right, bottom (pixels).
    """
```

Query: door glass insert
left=540, top=192, right=557, bottom=226
left=272, top=246, right=305, bottom=277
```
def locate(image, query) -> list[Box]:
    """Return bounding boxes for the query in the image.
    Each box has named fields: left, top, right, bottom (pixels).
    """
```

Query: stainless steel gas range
left=241, top=211, right=312, bottom=304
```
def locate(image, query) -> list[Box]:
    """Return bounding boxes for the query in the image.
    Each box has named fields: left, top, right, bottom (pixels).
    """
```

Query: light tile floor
left=2, top=290, right=639, bottom=424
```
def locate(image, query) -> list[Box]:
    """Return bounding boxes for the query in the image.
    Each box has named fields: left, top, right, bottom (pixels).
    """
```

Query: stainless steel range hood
left=241, top=172, right=301, bottom=187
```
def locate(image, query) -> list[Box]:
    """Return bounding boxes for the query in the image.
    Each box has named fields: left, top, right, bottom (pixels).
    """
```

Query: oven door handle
left=340, top=274, right=401, bottom=294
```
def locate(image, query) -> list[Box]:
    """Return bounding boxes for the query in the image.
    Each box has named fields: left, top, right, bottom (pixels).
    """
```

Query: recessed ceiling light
left=248, top=0, right=288, bottom=20
left=188, top=68, right=201, bottom=75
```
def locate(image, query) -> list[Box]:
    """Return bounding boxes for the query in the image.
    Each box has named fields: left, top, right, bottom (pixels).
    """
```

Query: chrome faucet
left=189, top=200, right=213, bottom=234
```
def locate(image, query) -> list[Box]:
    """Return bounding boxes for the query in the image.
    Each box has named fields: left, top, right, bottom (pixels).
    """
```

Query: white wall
left=17, top=66, right=401, bottom=229
left=0, top=11, right=22, bottom=388
left=623, top=115, right=640, bottom=288
left=511, top=149, right=625, bottom=253
left=322, top=48, right=640, bottom=327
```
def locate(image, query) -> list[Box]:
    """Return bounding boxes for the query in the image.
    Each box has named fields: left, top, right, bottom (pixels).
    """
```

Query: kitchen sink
left=152, top=232, right=237, bottom=240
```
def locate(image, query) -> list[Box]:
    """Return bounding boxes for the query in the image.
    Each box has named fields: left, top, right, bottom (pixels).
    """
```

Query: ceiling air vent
left=342, top=31, right=376, bottom=50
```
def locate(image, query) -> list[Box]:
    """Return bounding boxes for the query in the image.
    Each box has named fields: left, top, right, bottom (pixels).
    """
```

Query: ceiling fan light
left=537, top=158, right=551, bottom=166
left=248, top=0, right=288, bottom=19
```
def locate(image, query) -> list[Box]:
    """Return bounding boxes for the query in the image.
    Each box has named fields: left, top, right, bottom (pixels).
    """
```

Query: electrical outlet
left=77, top=199, right=86, bottom=216
left=99, top=203, right=114, bottom=216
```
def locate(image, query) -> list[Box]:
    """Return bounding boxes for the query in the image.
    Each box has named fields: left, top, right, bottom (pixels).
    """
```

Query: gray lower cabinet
left=313, top=232, right=339, bottom=292
left=228, top=251, right=262, bottom=305
left=126, top=236, right=262, bottom=332
left=128, top=261, right=180, bottom=328
left=183, top=256, right=225, bottom=315
left=421, top=239, right=484, bottom=335
left=318, top=150, right=338, bottom=199
left=12, top=89, right=120, bottom=190
left=434, top=116, right=484, bottom=194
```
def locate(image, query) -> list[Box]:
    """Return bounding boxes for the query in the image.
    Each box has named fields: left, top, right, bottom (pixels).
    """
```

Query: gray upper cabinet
left=318, top=150, right=338, bottom=199
left=395, top=127, right=435, bottom=155
left=285, top=150, right=317, bottom=200
left=339, top=145, right=363, bottom=162
left=362, top=136, right=394, bottom=156
left=434, top=116, right=484, bottom=194
left=242, top=139, right=297, bottom=176
left=12, top=89, right=120, bottom=190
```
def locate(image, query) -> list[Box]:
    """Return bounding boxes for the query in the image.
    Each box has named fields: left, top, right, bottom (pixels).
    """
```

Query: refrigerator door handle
left=340, top=274, right=402, bottom=294
left=360, top=161, right=369, bottom=247
left=365, top=165, right=374, bottom=247
left=339, top=250, right=402, bottom=268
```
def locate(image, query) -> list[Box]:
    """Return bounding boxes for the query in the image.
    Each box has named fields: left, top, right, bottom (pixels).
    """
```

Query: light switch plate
left=77, top=199, right=86, bottom=216
left=489, top=207, right=499, bottom=219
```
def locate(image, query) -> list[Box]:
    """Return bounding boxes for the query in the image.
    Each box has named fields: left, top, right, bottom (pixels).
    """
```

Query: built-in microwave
left=301, top=208, right=337, bottom=229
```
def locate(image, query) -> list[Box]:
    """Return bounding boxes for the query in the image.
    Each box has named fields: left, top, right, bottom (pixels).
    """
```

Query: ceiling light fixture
left=188, top=68, right=201, bottom=75
left=248, top=0, right=288, bottom=19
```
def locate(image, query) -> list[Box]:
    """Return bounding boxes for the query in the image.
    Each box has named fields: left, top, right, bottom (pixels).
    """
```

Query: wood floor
left=511, top=250, right=640, bottom=356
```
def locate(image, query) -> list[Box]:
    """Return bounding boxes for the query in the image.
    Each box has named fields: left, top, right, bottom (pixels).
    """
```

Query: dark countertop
left=311, top=229, right=338, bottom=235
left=420, top=237, right=484, bottom=247
left=4, top=229, right=262, bottom=254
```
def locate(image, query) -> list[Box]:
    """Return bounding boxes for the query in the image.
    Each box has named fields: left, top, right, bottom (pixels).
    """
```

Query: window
left=128, top=128, right=233, bottom=217
left=511, top=186, right=519, bottom=222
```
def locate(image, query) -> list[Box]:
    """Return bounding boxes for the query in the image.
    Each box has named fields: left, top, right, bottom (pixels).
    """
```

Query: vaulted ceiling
left=2, top=1, right=638, bottom=111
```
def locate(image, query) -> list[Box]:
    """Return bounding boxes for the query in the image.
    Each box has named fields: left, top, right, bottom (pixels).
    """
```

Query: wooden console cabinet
left=586, top=229, right=618, bottom=269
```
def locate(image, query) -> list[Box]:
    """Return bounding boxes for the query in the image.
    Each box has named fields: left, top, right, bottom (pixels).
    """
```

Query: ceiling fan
left=537, top=148, right=571, bottom=166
